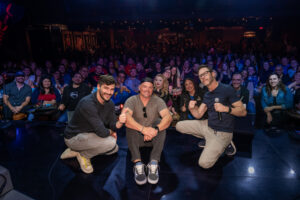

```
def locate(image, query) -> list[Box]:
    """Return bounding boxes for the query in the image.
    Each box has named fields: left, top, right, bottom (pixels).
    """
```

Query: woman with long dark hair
left=179, top=78, right=207, bottom=120
left=261, top=73, right=293, bottom=130
left=29, top=76, right=61, bottom=121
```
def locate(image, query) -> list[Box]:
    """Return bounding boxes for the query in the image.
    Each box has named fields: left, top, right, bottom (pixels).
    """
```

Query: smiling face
left=42, top=78, right=51, bottom=89
left=198, top=67, right=213, bottom=87
left=232, top=74, right=242, bottom=90
left=98, top=83, right=115, bottom=102
left=184, top=79, right=195, bottom=94
left=139, top=82, right=154, bottom=98
left=269, top=74, right=280, bottom=88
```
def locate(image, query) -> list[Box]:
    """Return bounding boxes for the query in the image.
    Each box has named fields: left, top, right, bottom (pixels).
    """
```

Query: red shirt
left=38, top=93, right=56, bottom=101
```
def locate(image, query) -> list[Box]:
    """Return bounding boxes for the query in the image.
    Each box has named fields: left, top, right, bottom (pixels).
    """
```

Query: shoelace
left=149, top=164, right=157, bottom=174
left=136, top=165, right=144, bottom=175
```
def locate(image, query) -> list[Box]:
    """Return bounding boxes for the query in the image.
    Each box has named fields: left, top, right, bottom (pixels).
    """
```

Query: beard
left=99, top=90, right=111, bottom=102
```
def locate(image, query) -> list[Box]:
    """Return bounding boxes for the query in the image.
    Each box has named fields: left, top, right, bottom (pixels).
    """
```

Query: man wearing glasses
left=122, top=77, right=172, bottom=185
left=176, top=65, right=247, bottom=169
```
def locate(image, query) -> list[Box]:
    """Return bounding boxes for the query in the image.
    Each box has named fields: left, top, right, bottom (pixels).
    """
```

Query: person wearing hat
left=3, top=71, right=32, bottom=120
left=122, top=77, right=172, bottom=185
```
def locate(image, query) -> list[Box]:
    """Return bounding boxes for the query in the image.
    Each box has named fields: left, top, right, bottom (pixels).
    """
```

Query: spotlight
left=248, top=166, right=255, bottom=174
left=290, top=169, right=295, bottom=175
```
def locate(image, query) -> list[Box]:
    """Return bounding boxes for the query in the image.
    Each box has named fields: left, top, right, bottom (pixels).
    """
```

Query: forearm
left=189, top=106, right=203, bottom=119
left=229, top=106, right=247, bottom=117
left=44, top=100, right=56, bottom=105
left=156, top=114, right=172, bottom=131
left=271, top=105, right=283, bottom=110
left=19, top=99, right=30, bottom=108
left=3, top=98, right=14, bottom=110
left=125, top=113, right=144, bottom=132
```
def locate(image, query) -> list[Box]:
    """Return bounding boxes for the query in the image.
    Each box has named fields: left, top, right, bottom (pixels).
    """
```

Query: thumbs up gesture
left=119, top=107, right=129, bottom=124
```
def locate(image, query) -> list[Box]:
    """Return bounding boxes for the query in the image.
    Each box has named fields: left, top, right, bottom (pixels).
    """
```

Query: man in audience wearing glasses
left=122, top=77, right=172, bottom=185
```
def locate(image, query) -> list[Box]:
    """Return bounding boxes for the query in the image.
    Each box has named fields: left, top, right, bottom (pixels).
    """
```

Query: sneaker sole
left=225, top=141, right=237, bottom=156
left=135, top=178, right=147, bottom=185
left=147, top=177, right=158, bottom=184
left=76, top=154, right=94, bottom=174
left=60, top=148, right=78, bottom=159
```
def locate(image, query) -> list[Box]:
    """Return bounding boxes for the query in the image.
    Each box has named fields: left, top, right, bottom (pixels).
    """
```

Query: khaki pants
left=64, top=133, right=117, bottom=159
left=176, top=120, right=232, bottom=169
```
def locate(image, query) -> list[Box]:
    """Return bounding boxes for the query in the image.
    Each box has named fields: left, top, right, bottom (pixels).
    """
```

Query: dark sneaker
left=134, top=162, right=147, bottom=185
left=197, top=139, right=206, bottom=148
left=147, top=161, right=159, bottom=184
left=225, top=141, right=236, bottom=156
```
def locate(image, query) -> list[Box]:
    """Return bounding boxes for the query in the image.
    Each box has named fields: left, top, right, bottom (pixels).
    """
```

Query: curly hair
left=154, top=74, right=169, bottom=97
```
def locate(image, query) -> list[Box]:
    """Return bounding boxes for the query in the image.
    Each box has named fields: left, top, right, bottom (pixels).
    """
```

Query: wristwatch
left=227, top=106, right=232, bottom=114
left=154, top=126, right=160, bottom=132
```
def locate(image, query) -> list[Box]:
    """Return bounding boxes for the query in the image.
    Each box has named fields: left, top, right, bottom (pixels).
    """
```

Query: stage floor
left=0, top=121, right=300, bottom=200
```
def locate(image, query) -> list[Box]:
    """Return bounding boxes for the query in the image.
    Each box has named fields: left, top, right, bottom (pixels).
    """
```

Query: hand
left=10, top=106, right=18, bottom=114
left=142, top=127, right=157, bottom=138
left=214, top=103, right=229, bottom=113
left=120, top=86, right=130, bottom=93
left=181, top=103, right=186, bottom=112
left=144, top=135, right=152, bottom=142
left=119, top=108, right=128, bottom=124
left=266, top=113, right=272, bottom=124
left=15, top=106, right=22, bottom=113
left=110, top=130, right=117, bottom=139
left=58, top=104, right=65, bottom=111
left=264, top=106, right=273, bottom=113
left=188, top=100, right=197, bottom=110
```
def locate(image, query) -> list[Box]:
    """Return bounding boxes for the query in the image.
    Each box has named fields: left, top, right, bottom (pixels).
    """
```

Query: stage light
left=290, top=169, right=295, bottom=175
left=248, top=166, right=255, bottom=174
left=259, top=27, right=264, bottom=30
left=244, top=31, right=256, bottom=38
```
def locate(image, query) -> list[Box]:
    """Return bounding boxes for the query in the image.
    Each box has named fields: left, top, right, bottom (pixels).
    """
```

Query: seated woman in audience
left=153, top=74, right=172, bottom=106
left=261, top=73, right=293, bottom=130
left=179, top=78, right=207, bottom=120
left=29, top=76, right=61, bottom=121
left=30, top=67, right=43, bottom=89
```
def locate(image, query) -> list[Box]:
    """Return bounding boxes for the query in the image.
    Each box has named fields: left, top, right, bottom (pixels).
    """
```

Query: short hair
left=98, top=75, right=116, bottom=86
left=198, top=64, right=212, bottom=74
left=232, top=73, right=242, bottom=79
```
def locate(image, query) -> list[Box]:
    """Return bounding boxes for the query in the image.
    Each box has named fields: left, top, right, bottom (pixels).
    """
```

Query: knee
left=175, top=121, right=186, bottom=133
left=107, top=137, right=117, bottom=150
left=198, top=157, right=214, bottom=169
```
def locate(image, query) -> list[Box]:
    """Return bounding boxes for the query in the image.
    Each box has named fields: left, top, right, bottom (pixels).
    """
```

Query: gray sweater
left=64, top=92, right=117, bottom=139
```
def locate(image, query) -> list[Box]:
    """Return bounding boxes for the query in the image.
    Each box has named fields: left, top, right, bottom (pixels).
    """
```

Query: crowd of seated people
left=0, top=43, right=299, bottom=133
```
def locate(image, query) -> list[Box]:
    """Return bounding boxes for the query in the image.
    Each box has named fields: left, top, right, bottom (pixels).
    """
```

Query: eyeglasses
left=143, top=107, right=147, bottom=118
left=199, top=71, right=211, bottom=79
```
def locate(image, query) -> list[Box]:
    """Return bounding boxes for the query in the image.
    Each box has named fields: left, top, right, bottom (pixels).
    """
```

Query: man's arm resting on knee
left=16, top=96, right=31, bottom=112
left=122, top=107, right=155, bottom=138
left=156, top=108, right=172, bottom=131
left=3, top=94, right=16, bottom=113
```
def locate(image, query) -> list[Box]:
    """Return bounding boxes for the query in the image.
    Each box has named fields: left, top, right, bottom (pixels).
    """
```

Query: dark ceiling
left=7, top=0, right=300, bottom=24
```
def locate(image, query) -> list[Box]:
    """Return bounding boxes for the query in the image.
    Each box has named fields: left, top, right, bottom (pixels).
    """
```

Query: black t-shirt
left=61, top=83, right=91, bottom=111
left=203, top=83, right=239, bottom=133
left=64, top=92, right=117, bottom=139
